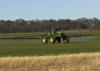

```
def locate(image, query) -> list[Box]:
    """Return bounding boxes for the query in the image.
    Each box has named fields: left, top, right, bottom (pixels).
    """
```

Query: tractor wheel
left=66, top=36, right=70, bottom=43
left=63, top=36, right=70, bottom=43
left=42, top=37, right=48, bottom=44
left=50, top=37, right=55, bottom=43
left=67, top=36, right=70, bottom=43
left=56, top=37, right=61, bottom=43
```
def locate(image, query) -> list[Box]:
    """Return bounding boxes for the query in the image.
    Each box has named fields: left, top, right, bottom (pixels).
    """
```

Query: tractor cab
left=51, top=27, right=61, bottom=33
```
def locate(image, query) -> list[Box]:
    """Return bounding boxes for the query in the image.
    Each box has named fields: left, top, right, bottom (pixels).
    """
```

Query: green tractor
left=42, top=27, right=70, bottom=43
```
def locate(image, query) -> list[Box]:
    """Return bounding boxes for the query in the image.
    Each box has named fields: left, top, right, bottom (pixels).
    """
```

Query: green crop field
left=0, top=31, right=100, bottom=57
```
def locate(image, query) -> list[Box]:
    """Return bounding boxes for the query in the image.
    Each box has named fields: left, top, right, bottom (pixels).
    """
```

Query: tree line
left=0, top=17, right=100, bottom=33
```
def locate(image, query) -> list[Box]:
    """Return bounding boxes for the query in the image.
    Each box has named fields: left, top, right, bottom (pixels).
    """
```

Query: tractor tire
left=56, top=37, right=61, bottom=43
left=50, top=37, right=55, bottom=43
left=42, top=37, right=48, bottom=44
left=63, top=36, right=70, bottom=43
left=66, top=36, right=70, bottom=43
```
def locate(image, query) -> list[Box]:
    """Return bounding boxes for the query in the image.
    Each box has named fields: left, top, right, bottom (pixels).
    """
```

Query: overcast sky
left=0, top=0, right=100, bottom=20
